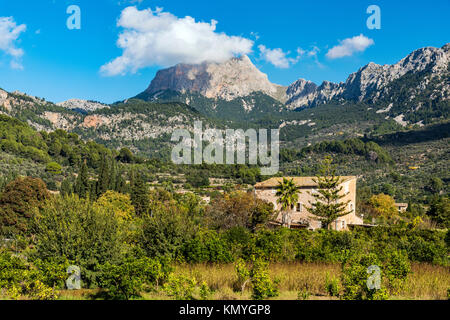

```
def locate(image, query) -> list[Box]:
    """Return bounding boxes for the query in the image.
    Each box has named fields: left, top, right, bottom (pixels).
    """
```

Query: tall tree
left=130, top=174, right=150, bottom=217
left=275, top=178, right=300, bottom=228
left=108, top=157, right=117, bottom=191
left=96, top=154, right=110, bottom=197
left=74, top=160, right=90, bottom=199
left=306, top=157, right=351, bottom=229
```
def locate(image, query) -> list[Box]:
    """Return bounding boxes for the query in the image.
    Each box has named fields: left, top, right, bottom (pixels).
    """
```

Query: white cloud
left=0, top=16, right=26, bottom=68
left=326, top=34, right=374, bottom=59
left=101, top=6, right=254, bottom=76
left=258, top=45, right=300, bottom=69
left=10, top=60, right=23, bottom=70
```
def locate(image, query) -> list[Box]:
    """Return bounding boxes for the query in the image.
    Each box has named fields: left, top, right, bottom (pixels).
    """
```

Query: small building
left=254, top=176, right=363, bottom=231
left=394, top=203, right=408, bottom=212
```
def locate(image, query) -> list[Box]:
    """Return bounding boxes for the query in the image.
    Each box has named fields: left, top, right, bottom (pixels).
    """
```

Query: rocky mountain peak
left=144, top=55, right=286, bottom=102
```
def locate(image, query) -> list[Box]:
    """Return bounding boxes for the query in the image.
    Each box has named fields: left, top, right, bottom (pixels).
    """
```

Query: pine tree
left=306, top=156, right=351, bottom=229
left=130, top=174, right=150, bottom=216
left=75, top=160, right=90, bottom=199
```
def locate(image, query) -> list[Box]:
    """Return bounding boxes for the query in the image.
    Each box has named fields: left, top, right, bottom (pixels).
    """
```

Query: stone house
left=254, top=176, right=363, bottom=231
left=394, top=203, right=408, bottom=213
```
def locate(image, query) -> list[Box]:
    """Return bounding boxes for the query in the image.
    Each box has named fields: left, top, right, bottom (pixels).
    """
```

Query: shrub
left=340, top=250, right=411, bottom=300
left=250, top=258, right=279, bottom=300
left=233, top=258, right=251, bottom=293
left=340, top=252, right=389, bottom=300
left=98, top=256, right=169, bottom=300
left=0, top=251, right=58, bottom=300
left=140, top=202, right=195, bottom=259
left=182, top=229, right=232, bottom=263
left=164, top=274, right=198, bottom=300
left=325, top=273, right=341, bottom=297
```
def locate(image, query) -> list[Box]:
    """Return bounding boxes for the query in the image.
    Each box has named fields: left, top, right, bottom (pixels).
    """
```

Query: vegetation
left=306, top=157, right=352, bottom=229
left=275, top=178, right=300, bottom=227
left=0, top=102, right=448, bottom=301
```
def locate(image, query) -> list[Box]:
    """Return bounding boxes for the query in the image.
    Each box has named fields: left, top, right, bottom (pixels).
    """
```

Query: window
left=349, top=203, right=353, bottom=211
left=297, top=203, right=302, bottom=212
left=342, top=221, right=345, bottom=229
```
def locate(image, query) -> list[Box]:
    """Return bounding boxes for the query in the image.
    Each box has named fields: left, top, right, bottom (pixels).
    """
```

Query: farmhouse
left=254, top=176, right=363, bottom=231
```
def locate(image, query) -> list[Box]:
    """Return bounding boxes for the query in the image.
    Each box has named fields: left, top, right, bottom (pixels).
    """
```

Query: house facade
left=254, top=176, right=363, bottom=231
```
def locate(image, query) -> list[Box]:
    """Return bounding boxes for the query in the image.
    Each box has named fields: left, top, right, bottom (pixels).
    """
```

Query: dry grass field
left=100, top=262, right=450, bottom=301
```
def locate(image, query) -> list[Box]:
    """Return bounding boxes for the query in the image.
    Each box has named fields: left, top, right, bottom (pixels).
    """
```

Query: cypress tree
left=97, top=154, right=110, bottom=197
left=109, top=157, right=117, bottom=191
left=131, top=174, right=150, bottom=216
left=75, top=160, right=89, bottom=199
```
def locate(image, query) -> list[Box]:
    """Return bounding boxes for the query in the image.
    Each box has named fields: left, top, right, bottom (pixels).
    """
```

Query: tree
left=205, top=191, right=274, bottom=231
left=427, top=196, right=449, bottom=228
left=426, top=177, right=444, bottom=194
left=185, top=170, right=210, bottom=188
left=33, top=195, right=124, bottom=287
left=117, top=147, right=134, bottom=163
left=369, top=194, right=397, bottom=220
left=0, top=177, right=50, bottom=237
left=130, top=174, right=150, bottom=216
left=45, top=162, right=62, bottom=175
left=306, top=157, right=351, bottom=229
left=96, top=154, right=110, bottom=197
left=275, top=178, right=300, bottom=228
left=95, top=190, right=135, bottom=222
left=74, top=160, right=90, bottom=199
left=60, top=178, right=73, bottom=196
left=140, top=202, right=195, bottom=259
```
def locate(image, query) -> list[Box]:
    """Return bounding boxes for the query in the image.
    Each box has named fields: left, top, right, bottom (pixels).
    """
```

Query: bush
left=98, top=256, right=170, bottom=300
left=182, top=229, right=232, bottom=263
left=340, top=251, right=411, bottom=300
left=164, top=274, right=198, bottom=300
left=233, top=258, right=251, bottom=293
left=340, top=252, right=389, bottom=300
left=0, top=251, right=58, bottom=300
left=325, top=273, right=341, bottom=297
left=140, top=202, right=195, bottom=259
left=250, top=258, right=279, bottom=300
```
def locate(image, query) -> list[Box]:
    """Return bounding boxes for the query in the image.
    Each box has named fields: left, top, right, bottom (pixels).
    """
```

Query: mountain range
left=135, top=43, right=449, bottom=124
left=0, top=43, right=448, bottom=157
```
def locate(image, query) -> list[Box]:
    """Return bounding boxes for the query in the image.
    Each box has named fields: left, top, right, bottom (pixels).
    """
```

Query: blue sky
left=0, top=0, right=448, bottom=104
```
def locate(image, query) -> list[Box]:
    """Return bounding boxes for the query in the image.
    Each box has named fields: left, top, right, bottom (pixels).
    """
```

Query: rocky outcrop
left=57, top=99, right=109, bottom=112
left=144, top=55, right=287, bottom=102
left=286, top=43, right=450, bottom=109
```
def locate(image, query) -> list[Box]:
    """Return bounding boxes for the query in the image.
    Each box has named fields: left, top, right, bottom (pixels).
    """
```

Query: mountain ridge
left=286, top=43, right=450, bottom=109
